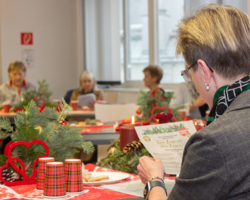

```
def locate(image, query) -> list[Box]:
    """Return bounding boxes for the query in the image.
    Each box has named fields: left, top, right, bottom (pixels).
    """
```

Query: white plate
left=82, top=172, right=130, bottom=186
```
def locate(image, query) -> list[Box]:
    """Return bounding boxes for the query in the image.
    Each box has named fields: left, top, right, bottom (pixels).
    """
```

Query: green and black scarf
left=207, top=75, right=250, bottom=125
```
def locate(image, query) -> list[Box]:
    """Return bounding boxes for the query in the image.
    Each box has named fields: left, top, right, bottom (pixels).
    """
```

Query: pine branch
left=25, top=161, right=32, bottom=171
left=45, top=103, right=67, bottom=141
left=0, top=118, right=15, bottom=134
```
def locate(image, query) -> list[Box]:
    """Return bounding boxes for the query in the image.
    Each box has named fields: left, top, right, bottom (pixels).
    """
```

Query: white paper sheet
left=77, top=93, right=96, bottom=107
left=135, top=121, right=197, bottom=174
left=101, top=179, right=175, bottom=197
left=95, top=103, right=138, bottom=122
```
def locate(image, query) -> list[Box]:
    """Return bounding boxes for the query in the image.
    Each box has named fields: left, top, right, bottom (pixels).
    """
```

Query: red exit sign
left=21, top=33, right=33, bottom=45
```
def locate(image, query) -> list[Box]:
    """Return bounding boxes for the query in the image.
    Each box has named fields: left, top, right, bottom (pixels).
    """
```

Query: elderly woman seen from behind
left=70, top=71, right=104, bottom=108
left=0, top=61, right=35, bottom=106
left=138, top=4, right=250, bottom=200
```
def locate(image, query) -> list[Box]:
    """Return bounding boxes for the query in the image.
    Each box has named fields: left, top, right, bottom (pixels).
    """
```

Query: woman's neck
left=11, top=83, right=23, bottom=90
left=149, top=84, right=159, bottom=94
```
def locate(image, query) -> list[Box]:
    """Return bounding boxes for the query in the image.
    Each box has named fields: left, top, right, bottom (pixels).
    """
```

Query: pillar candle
left=120, top=122, right=142, bottom=151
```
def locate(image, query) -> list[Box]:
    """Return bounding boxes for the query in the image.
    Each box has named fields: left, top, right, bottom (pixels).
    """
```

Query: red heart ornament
left=0, top=140, right=49, bottom=186
left=147, top=106, right=177, bottom=123
left=32, top=97, right=46, bottom=108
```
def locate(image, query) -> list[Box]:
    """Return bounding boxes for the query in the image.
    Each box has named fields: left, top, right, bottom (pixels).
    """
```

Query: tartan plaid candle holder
left=64, top=159, right=83, bottom=194
left=43, top=162, right=66, bottom=199
left=36, top=157, right=55, bottom=192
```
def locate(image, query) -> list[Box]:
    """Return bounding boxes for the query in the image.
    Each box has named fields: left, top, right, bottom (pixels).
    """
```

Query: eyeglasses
left=181, top=61, right=214, bottom=81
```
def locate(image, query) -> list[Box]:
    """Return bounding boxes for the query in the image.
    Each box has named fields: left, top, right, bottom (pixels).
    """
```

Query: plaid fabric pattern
left=44, top=165, right=66, bottom=197
left=36, top=159, right=54, bottom=190
left=64, top=162, right=83, bottom=192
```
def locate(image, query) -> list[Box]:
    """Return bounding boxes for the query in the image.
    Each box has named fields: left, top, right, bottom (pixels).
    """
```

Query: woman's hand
left=87, top=99, right=95, bottom=109
left=137, top=156, right=165, bottom=184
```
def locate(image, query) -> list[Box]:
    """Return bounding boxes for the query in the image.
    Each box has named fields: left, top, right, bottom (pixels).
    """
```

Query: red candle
left=120, top=122, right=142, bottom=151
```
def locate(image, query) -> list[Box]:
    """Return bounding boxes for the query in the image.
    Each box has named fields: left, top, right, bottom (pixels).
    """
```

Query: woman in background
left=169, top=81, right=208, bottom=119
left=70, top=71, right=104, bottom=108
left=143, top=65, right=165, bottom=99
left=0, top=61, right=35, bottom=106
left=0, top=61, right=35, bottom=154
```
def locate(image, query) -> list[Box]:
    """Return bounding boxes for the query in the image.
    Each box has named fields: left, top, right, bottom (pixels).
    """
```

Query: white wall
left=0, top=0, right=84, bottom=100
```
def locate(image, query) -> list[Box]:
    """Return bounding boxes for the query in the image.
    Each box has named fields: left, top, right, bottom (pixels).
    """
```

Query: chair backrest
left=64, top=89, right=75, bottom=104
left=95, top=103, right=138, bottom=122
left=103, top=92, right=120, bottom=104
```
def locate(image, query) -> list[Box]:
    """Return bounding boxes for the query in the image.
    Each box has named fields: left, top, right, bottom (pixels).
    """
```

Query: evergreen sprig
left=0, top=100, right=94, bottom=176
left=13, top=80, right=57, bottom=110
left=136, top=90, right=180, bottom=122
left=101, top=140, right=152, bottom=174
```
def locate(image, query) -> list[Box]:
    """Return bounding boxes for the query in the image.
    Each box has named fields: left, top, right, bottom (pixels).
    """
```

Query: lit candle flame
left=132, top=116, right=135, bottom=124
left=194, top=122, right=197, bottom=125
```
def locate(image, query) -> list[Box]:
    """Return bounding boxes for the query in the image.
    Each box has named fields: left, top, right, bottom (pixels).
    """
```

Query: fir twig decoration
left=0, top=100, right=94, bottom=176
left=46, top=103, right=67, bottom=141
left=101, top=139, right=151, bottom=174
left=13, top=80, right=57, bottom=110
left=136, top=90, right=184, bottom=122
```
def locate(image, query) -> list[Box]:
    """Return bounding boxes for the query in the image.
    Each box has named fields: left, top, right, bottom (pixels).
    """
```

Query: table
left=1, top=164, right=145, bottom=200
left=0, top=110, right=95, bottom=121
left=81, top=126, right=119, bottom=145
left=66, top=110, right=95, bottom=120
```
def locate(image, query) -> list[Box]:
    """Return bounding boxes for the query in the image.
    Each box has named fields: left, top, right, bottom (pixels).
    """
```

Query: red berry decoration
left=39, top=107, right=44, bottom=113
left=60, top=121, right=67, bottom=126
left=14, top=108, right=26, bottom=113
left=136, top=109, right=141, bottom=115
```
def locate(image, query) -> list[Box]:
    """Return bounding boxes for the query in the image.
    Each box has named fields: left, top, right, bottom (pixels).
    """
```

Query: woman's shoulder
left=177, top=82, right=189, bottom=89
left=0, top=82, right=11, bottom=90
left=25, top=82, right=36, bottom=91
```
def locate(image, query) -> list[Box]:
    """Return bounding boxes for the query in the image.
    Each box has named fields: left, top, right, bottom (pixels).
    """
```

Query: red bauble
left=136, top=109, right=141, bottom=115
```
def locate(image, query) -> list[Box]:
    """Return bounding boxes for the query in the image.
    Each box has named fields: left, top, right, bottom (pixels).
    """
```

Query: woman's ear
left=197, top=59, right=213, bottom=85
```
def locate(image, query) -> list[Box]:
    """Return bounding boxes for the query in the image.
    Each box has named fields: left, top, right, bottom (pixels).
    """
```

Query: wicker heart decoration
left=0, top=140, right=49, bottom=186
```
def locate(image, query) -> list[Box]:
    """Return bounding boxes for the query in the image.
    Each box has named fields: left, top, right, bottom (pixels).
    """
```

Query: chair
left=64, top=89, right=77, bottom=104
left=95, top=103, right=139, bottom=122
left=95, top=103, right=139, bottom=162
left=103, top=92, right=120, bottom=104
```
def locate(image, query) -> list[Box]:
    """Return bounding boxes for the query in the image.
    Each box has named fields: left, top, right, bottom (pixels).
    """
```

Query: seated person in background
left=138, top=4, right=250, bottom=199
left=143, top=65, right=165, bottom=99
left=169, top=81, right=208, bottom=119
left=70, top=71, right=104, bottom=108
left=0, top=61, right=35, bottom=106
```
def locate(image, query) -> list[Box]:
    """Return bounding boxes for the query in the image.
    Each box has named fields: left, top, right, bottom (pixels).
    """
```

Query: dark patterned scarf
left=207, top=75, right=250, bottom=125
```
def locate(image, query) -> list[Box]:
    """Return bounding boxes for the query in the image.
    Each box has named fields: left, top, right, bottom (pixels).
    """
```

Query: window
left=157, top=0, right=185, bottom=83
left=121, top=0, right=149, bottom=81
left=121, top=0, right=185, bottom=83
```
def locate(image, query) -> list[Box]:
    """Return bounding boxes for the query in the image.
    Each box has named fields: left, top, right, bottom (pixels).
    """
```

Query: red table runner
left=0, top=164, right=137, bottom=200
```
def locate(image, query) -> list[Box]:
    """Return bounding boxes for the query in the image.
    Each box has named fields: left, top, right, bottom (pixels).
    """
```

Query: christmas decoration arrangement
left=12, top=80, right=58, bottom=111
left=136, top=90, right=184, bottom=122
left=0, top=100, right=94, bottom=183
left=100, top=137, right=152, bottom=174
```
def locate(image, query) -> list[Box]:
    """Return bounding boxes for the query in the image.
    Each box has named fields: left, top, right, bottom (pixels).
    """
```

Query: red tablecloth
left=80, top=125, right=114, bottom=133
left=0, top=164, right=138, bottom=200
